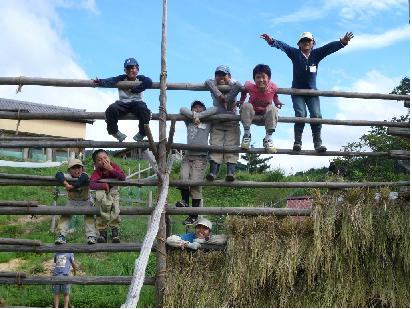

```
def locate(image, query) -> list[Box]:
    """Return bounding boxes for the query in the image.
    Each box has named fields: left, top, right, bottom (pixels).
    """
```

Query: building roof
left=0, top=97, right=94, bottom=124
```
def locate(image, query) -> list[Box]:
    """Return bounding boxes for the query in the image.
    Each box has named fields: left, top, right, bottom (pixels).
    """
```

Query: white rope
left=122, top=155, right=175, bottom=308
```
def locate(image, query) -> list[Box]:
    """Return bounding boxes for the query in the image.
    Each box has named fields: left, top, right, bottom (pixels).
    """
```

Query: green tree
left=334, top=77, right=410, bottom=182
left=240, top=144, right=271, bottom=174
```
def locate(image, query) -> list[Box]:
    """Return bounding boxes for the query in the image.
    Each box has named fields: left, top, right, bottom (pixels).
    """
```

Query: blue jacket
left=178, top=233, right=212, bottom=243
left=98, top=74, right=152, bottom=102
left=271, top=40, right=346, bottom=90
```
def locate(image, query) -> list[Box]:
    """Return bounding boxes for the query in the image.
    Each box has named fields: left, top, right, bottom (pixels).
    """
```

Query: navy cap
left=215, top=65, right=230, bottom=74
left=124, top=58, right=139, bottom=68
left=191, top=100, right=206, bottom=109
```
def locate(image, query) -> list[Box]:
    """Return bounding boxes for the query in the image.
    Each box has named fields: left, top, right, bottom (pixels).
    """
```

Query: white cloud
left=341, top=25, right=410, bottom=52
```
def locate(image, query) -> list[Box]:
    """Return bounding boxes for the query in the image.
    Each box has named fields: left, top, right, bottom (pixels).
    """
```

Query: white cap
left=196, top=218, right=212, bottom=230
left=298, top=32, right=314, bottom=42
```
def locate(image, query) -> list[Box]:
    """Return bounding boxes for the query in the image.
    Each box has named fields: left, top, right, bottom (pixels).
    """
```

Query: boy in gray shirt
left=176, top=100, right=217, bottom=225
left=205, top=65, right=242, bottom=181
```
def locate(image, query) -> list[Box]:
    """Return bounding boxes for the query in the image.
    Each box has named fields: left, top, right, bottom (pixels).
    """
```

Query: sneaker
left=182, top=215, right=199, bottom=225
left=55, top=234, right=67, bottom=244
left=263, top=139, right=277, bottom=154
left=87, top=236, right=97, bottom=244
left=133, top=132, right=144, bottom=142
left=112, top=131, right=127, bottom=142
left=241, top=134, right=252, bottom=149
left=112, top=236, right=120, bottom=243
left=293, top=142, right=302, bottom=151
left=176, top=200, right=189, bottom=207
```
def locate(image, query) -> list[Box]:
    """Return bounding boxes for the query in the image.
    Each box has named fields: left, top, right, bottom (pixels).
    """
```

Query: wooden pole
left=0, top=200, right=38, bottom=206
left=155, top=1, right=168, bottom=307
left=0, top=77, right=409, bottom=100
left=0, top=276, right=155, bottom=285
left=0, top=174, right=408, bottom=189
left=0, top=238, right=41, bottom=246
left=0, top=111, right=409, bottom=128
left=0, top=271, right=27, bottom=278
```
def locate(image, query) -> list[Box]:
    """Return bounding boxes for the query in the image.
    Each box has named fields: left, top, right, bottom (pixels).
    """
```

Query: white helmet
left=298, top=32, right=314, bottom=42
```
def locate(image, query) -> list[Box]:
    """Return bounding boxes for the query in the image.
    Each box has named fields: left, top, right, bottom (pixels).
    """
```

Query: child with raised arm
left=54, top=159, right=98, bottom=245
left=176, top=100, right=218, bottom=225
left=260, top=31, right=354, bottom=152
left=92, top=58, right=153, bottom=142
left=89, top=149, right=125, bottom=243
left=205, top=65, right=242, bottom=182
left=238, top=64, right=284, bottom=154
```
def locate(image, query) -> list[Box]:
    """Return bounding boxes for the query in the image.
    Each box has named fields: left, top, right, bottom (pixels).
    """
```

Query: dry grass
left=164, top=186, right=409, bottom=308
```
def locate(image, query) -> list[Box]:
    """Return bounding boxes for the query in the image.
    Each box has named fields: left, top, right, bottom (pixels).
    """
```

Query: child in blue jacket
left=92, top=58, right=153, bottom=142
left=260, top=31, right=354, bottom=152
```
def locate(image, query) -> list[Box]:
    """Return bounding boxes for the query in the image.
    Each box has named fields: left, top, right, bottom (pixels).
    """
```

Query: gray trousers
left=240, top=103, right=278, bottom=132
left=209, top=121, right=240, bottom=164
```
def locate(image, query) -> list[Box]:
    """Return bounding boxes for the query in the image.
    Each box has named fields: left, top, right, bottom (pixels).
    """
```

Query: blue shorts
left=51, top=274, right=71, bottom=295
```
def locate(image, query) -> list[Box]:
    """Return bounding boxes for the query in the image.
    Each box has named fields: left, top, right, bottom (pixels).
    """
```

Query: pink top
left=89, top=162, right=125, bottom=191
left=240, top=80, right=279, bottom=114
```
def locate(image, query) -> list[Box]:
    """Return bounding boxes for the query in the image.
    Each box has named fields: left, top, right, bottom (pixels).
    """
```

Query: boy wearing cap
left=166, top=219, right=227, bottom=249
left=92, top=58, right=153, bottom=142
left=237, top=64, right=284, bottom=153
left=176, top=100, right=218, bottom=225
left=54, top=159, right=98, bottom=245
left=205, top=65, right=242, bottom=182
left=260, top=32, right=354, bottom=152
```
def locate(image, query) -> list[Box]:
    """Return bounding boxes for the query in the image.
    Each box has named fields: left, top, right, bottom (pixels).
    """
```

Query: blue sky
left=0, top=0, right=410, bottom=174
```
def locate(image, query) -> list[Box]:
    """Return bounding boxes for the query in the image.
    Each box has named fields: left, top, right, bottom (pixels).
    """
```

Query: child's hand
left=106, top=184, right=110, bottom=194
left=236, top=101, right=244, bottom=108
left=275, top=101, right=285, bottom=109
left=260, top=34, right=274, bottom=45
left=218, top=95, right=226, bottom=106
left=224, top=102, right=230, bottom=113
left=91, top=77, right=99, bottom=85
left=340, top=32, right=354, bottom=45
left=65, top=183, right=75, bottom=192
left=194, top=118, right=200, bottom=127
left=102, top=159, right=113, bottom=172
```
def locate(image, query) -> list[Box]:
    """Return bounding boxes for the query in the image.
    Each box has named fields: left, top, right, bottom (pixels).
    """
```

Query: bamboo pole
left=0, top=276, right=155, bottom=285
left=0, top=77, right=409, bottom=100
left=0, top=238, right=42, bottom=246
left=0, top=111, right=409, bottom=128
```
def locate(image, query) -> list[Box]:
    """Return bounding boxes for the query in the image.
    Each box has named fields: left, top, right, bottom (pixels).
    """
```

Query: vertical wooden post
left=147, top=191, right=153, bottom=232
left=155, top=0, right=168, bottom=307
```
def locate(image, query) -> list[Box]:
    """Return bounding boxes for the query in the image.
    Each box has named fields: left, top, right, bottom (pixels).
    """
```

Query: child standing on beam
left=260, top=31, right=354, bottom=152
left=176, top=100, right=217, bottom=225
left=54, top=159, right=98, bottom=245
left=89, top=149, right=125, bottom=243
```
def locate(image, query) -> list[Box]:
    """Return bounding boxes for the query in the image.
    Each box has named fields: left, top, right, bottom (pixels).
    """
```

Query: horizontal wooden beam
left=387, top=127, right=410, bottom=137
left=0, top=275, right=155, bottom=286
left=0, top=205, right=313, bottom=216
left=0, top=174, right=409, bottom=188
left=0, top=111, right=409, bottom=128
left=0, top=238, right=42, bottom=246
left=0, top=271, right=27, bottom=278
left=1, top=142, right=408, bottom=160
left=0, top=77, right=409, bottom=100
left=0, top=200, right=38, bottom=207
left=0, top=242, right=224, bottom=253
